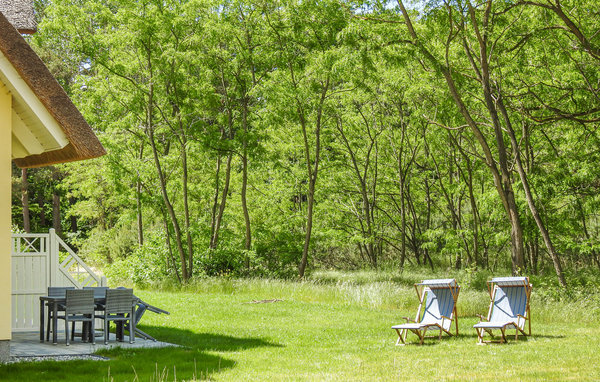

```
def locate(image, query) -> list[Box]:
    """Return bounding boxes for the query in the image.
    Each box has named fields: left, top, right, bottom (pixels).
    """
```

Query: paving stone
left=9, top=331, right=178, bottom=358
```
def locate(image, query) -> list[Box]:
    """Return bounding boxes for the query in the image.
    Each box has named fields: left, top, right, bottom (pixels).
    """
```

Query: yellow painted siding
left=0, top=82, right=11, bottom=340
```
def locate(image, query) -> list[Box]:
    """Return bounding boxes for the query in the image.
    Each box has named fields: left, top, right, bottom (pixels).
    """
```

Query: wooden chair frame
left=392, top=279, right=460, bottom=345
left=474, top=277, right=532, bottom=344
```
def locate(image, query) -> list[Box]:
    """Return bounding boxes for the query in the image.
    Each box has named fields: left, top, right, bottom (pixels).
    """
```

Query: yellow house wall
left=0, top=82, right=11, bottom=340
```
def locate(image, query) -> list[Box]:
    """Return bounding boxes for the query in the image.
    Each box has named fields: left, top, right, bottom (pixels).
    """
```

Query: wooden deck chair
left=392, top=279, right=460, bottom=345
left=473, top=276, right=532, bottom=344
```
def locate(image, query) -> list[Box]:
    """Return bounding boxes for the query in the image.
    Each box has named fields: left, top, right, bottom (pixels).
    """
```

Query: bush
left=74, top=222, right=138, bottom=266
left=104, top=230, right=173, bottom=287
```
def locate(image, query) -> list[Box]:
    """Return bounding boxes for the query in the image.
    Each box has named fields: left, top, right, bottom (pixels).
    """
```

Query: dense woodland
left=11, top=0, right=600, bottom=286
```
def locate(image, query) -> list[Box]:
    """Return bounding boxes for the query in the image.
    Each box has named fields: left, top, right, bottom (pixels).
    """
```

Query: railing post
left=48, top=228, right=57, bottom=287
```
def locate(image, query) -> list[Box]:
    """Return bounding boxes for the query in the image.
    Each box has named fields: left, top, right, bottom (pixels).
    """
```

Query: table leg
left=52, top=303, right=58, bottom=344
left=116, top=321, right=123, bottom=342
left=39, top=299, right=45, bottom=342
left=82, top=321, right=89, bottom=342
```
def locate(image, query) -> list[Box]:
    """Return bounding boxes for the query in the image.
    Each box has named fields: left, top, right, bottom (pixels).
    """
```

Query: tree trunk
left=136, top=144, right=144, bottom=246
left=38, top=192, right=46, bottom=227
left=210, top=155, right=221, bottom=247
left=398, top=140, right=407, bottom=270
left=180, top=135, right=194, bottom=277
left=336, top=116, right=377, bottom=268
left=241, top=100, right=252, bottom=266
left=299, top=174, right=316, bottom=277
left=498, top=100, right=567, bottom=286
left=148, top=127, right=188, bottom=280
left=453, top=137, right=481, bottom=268
left=69, top=197, right=78, bottom=232
left=210, top=152, right=232, bottom=250
left=298, top=77, right=329, bottom=278
left=136, top=179, right=143, bottom=246
left=143, top=48, right=188, bottom=280
left=467, top=1, right=526, bottom=273
left=160, top=206, right=181, bottom=284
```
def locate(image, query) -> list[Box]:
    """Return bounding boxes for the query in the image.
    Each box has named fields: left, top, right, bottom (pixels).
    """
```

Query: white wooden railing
left=11, top=229, right=106, bottom=331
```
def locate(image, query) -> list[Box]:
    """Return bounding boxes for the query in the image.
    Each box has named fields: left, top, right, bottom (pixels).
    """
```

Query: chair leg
left=476, top=328, right=484, bottom=345
left=394, top=329, right=404, bottom=345
left=419, top=328, right=427, bottom=345
left=105, top=319, right=109, bottom=345
left=65, top=318, right=70, bottom=346
left=130, top=307, right=135, bottom=344
left=90, top=318, right=95, bottom=345
left=519, top=326, right=528, bottom=337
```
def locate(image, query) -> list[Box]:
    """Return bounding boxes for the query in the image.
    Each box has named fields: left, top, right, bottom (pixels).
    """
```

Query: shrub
left=104, top=230, right=173, bottom=287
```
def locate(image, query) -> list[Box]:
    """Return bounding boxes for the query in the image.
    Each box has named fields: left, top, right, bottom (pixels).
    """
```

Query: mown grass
left=1, top=271, right=600, bottom=381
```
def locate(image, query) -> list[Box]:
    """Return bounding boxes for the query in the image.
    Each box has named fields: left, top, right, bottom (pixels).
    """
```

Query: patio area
left=10, top=331, right=178, bottom=358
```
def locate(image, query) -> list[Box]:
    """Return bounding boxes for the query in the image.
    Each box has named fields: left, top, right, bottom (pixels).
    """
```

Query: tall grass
left=170, top=269, right=600, bottom=324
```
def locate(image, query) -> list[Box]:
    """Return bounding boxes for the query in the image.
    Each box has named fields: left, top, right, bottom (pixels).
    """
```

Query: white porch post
left=0, top=82, right=11, bottom=361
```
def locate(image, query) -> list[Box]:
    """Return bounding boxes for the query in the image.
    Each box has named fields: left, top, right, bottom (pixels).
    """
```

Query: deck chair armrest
left=440, top=315, right=452, bottom=320
left=476, top=314, right=487, bottom=322
left=516, top=314, right=528, bottom=327
left=401, top=316, right=415, bottom=323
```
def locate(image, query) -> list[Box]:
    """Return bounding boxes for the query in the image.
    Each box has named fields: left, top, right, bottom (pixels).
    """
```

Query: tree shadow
left=134, top=324, right=284, bottom=351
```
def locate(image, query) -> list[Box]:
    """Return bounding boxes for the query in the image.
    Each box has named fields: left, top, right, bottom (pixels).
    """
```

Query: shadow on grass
left=0, top=327, right=280, bottom=382
left=393, top=331, right=559, bottom=346
left=0, top=348, right=229, bottom=382
left=135, top=324, right=284, bottom=351
left=525, top=334, right=564, bottom=339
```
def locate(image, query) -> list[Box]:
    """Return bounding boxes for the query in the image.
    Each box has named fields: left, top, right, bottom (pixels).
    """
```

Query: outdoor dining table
left=39, top=290, right=137, bottom=345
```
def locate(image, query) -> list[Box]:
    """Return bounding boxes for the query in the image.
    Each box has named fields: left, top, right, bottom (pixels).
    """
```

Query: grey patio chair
left=83, top=286, right=110, bottom=312
left=392, top=279, right=460, bottom=345
left=55, top=289, right=95, bottom=345
left=96, top=288, right=136, bottom=344
left=473, top=276, right=532, bottom=344
left=80, top=286, right=110, bottom=337
left=83, top=286, right=109, bottom=299
left=45, top=286, right=75, bottom=342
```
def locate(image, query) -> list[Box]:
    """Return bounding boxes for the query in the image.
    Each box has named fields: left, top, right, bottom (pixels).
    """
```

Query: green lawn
left=1, top=275, right=599, bottom=381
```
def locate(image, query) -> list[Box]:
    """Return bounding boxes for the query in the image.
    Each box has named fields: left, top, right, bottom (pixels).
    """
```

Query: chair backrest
left=489, top=285, right=529, bottom=327
left=48, top=286, right=75, bottom=297
left=83, top=286, right=109, bottom=299
left=420, top=287, right=456, bottom=330
left=105, top=288, right=134, bottom=314
left=65, top=289, right=95, bottom=315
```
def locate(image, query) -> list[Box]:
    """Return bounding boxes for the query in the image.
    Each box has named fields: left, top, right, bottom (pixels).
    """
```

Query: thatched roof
left=0, top=0, right=36, bottom=34
left=0, top=10, right=105, bottom=168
